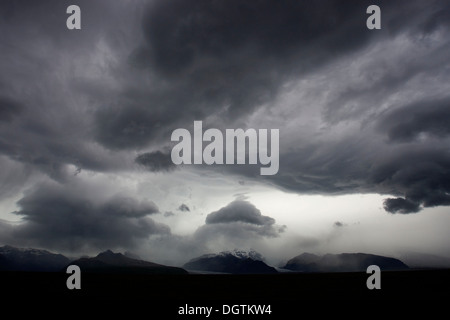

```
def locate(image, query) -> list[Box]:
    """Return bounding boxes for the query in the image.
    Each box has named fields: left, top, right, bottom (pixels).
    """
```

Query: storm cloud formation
left=0, top=0, right=450, bottom=258
left=377, top=98, right=450, bottom=143
left=178, top=204, right=190, bottom=212
left=383, top=198, right=421, bottom=214
left=9, top=183, right=169, bottom=252
left=199, top=200, right=285, bottom=238
left=206, top=200, right=275, bottom=226
left=0, top=96, right=23, bottom=122
left=135, top=151, right=176, bottom=172
left=132, top=0, right=447, bottom=214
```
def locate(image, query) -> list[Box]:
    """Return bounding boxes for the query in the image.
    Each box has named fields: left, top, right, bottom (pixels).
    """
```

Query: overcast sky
left=0, top=0, right=449, bottom=267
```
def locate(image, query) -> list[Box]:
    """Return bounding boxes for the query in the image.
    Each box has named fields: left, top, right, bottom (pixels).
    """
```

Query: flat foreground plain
left=2, top=269, right=448, bottom=315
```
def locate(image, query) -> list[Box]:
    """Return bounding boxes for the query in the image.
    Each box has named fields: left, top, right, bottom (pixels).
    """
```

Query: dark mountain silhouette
left=399, top=252, right=450, bottom=269
left=283, top=252, right=409, bottom=272
left=183, top=250, right=278, bottom=274
left=0, top=245, right=70, bottom=272
left=70, top=250, right=187, bottom=274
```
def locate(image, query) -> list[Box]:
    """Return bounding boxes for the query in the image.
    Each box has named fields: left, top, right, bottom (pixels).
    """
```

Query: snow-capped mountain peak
left=219, top=249, right=264, bottom=261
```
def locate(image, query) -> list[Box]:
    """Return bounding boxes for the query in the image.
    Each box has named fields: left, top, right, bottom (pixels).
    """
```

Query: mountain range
left=0, top=245, right=186, bottom=274
left=283, top=252, right=409, bottom=272
left=183, top=250, right=278, bottom=274
left=0, top=245, right=70, bottom=272
left=70, top=250, right=187, bottom=274
left=0, top=245, right=418, bottom=274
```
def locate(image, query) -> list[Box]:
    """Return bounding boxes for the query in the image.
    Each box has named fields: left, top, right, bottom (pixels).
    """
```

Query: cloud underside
left=2, top=183, right=168, bottom=252
left=135, top=151, right=176, bottom=172
left=202, top=200, right=285, bottom=238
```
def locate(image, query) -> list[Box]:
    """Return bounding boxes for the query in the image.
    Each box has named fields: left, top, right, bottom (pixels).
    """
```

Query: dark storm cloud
left=95, top=0, right=396, bottom=150
left=101, top=196, right=159, bottom=218
left=164, top=211, right=175, bottom=217
left=178, top=204, right=190, bottom=212
left=0, top=0, right=449, bottom=227
left=195, top=222, right=282, bottom=242
left=135, top=151, right=176, bottom=172
left=420, top=3, right=450, bottom=33
left=370, top=147, right=450, bottom=213
left=0, top=0, right=139, bottom=180
left=369, top=96, right=450, bottom=214
left=101, top=0, right=450, bottom=215
left=141, top=0, right=372, bottom=75
left=383, top=198, right=421, bottom=214
left=247, top=0, right=450, bottom=214
left=94, top=101, right=174, bottom=150
left=7, top=183, right=169, bottom=251
left=0, top=96, right=23, bottom=122
left=269, top=139, right=450, bottom=214
left=322, top=46, right=450, bottom=126
left=200, top=200, right=285, bottom=238
left=377, top=98, right=450, bottom=142
left=140, top=0, right=425, bottom=80
left=206, top=200, right=275, bottom=226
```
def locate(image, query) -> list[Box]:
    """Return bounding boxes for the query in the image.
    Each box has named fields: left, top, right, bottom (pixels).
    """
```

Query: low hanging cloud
left=334, top=221, right=345, bottom=227
left=372, top=147, right=450, bottom=214
left=200, top=200, right=285, bottom=238
left=383, top=198, right=421, bottom=214
left=135, top=151, right=176, bottom=172
left=164, top=211, right=175, bottom=217
left=6, top=182, right=170, bottom=253
left=178, top=204, right=190, bottom=212
left=100, top=196, right=159, bottom=218
left=206, top=200, right=275, bottom=226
